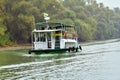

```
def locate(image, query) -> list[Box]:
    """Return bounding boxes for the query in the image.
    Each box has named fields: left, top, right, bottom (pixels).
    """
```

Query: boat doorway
left=55, top=31, right=60, bottom=49
left=47, top=32, right=51, bottom=48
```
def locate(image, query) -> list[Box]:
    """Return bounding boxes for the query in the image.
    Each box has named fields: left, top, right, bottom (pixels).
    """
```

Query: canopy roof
left=35, top=22, right=74, bottom=28
left=36, top=22, right=62, bottom=26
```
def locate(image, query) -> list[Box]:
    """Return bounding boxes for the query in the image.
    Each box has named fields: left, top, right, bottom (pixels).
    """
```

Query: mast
left=43, top=13, right=50, bottom=29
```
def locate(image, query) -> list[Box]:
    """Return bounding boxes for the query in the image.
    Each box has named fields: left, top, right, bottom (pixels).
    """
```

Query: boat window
left=35, top=33, right=46, bottom=42
left=36, top=26, right=45, bottom=30
left=62, top=31, right=76, bottom=39
left=36, top=26, right=40, bottom=30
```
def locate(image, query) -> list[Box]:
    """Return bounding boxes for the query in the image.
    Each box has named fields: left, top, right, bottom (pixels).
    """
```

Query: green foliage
left=0, top=18, right=9, bottom=46
left=0, top=34, right=9, bottom=46
left=0, top=0, right=120, bottom=46
left=74, top=19, right=93, bottom=41
left=2, top=0, right=34, bottom=43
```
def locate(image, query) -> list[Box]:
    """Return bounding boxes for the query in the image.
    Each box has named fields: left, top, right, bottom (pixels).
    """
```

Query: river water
left=0, top=39, right=120, bottom=80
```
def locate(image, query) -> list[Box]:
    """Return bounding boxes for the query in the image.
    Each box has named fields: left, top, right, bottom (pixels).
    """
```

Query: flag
left=43, top=13, right=48, bottom=18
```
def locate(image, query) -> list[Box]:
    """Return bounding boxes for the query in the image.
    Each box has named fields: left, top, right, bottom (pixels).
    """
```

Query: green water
left=0, top=39, right=120, bottom=80
left=0, top=50, right=33, bottom=66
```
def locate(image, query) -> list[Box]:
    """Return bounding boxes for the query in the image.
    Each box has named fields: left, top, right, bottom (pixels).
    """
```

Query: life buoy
left=64, top=32, right=67, bottom=38
left=72, top=33, right=76, bottom=39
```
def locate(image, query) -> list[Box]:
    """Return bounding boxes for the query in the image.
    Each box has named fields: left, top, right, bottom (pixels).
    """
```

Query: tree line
left=0, top=0, right=120, bottom=46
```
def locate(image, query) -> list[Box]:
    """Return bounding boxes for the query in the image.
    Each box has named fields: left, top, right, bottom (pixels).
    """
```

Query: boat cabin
left=32, top=22, right=78, bottom=50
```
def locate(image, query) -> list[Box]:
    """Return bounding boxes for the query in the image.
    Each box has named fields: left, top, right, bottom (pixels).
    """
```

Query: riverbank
left=0, top=44, right=32, bottom=51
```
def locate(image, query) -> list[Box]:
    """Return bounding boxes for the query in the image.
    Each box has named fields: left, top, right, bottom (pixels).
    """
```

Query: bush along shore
left=0, top=44, right=32, bottom=51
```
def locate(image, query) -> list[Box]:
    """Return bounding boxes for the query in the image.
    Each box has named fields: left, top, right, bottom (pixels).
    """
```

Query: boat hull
left=29, top=48, right=69, bottom=54
left=28, top=46, right=82, bottom=54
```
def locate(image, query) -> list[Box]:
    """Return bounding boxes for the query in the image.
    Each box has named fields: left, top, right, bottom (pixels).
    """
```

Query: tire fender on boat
left=68, top=47, right=71, bottom=52
left=71, top=47, right=75, bottom=51
left=79, top=45, right=82, bottom=50
left=28, top=50, right=31, bottom=54
left=75, top=48, right=78, bottom=52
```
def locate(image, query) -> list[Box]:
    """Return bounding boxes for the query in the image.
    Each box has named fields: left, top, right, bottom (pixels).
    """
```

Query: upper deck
left=34, top=22, right=76, bottom=34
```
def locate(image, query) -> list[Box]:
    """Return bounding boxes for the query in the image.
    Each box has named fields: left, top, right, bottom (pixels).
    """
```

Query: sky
left=96, top=0, right=120, bottom=9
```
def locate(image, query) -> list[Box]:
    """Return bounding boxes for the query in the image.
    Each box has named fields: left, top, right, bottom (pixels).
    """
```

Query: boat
left=28, top=14, right=82, bottom=54
left=28, top=22, right=82, bottom=54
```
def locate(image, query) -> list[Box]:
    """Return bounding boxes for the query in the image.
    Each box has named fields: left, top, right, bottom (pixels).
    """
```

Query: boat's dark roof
left=35, top=22, right=73, bottom=28
left=36, top=22, right=62, bottom=26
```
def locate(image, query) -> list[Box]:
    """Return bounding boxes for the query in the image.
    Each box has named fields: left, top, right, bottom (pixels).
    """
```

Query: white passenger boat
left=29, top=13, right=82, bottom=54
left=28, top=22, right=82, bottom=54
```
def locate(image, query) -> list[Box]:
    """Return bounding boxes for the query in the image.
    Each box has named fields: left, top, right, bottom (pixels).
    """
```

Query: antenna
left=43, top=13, right=50, bottom=29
